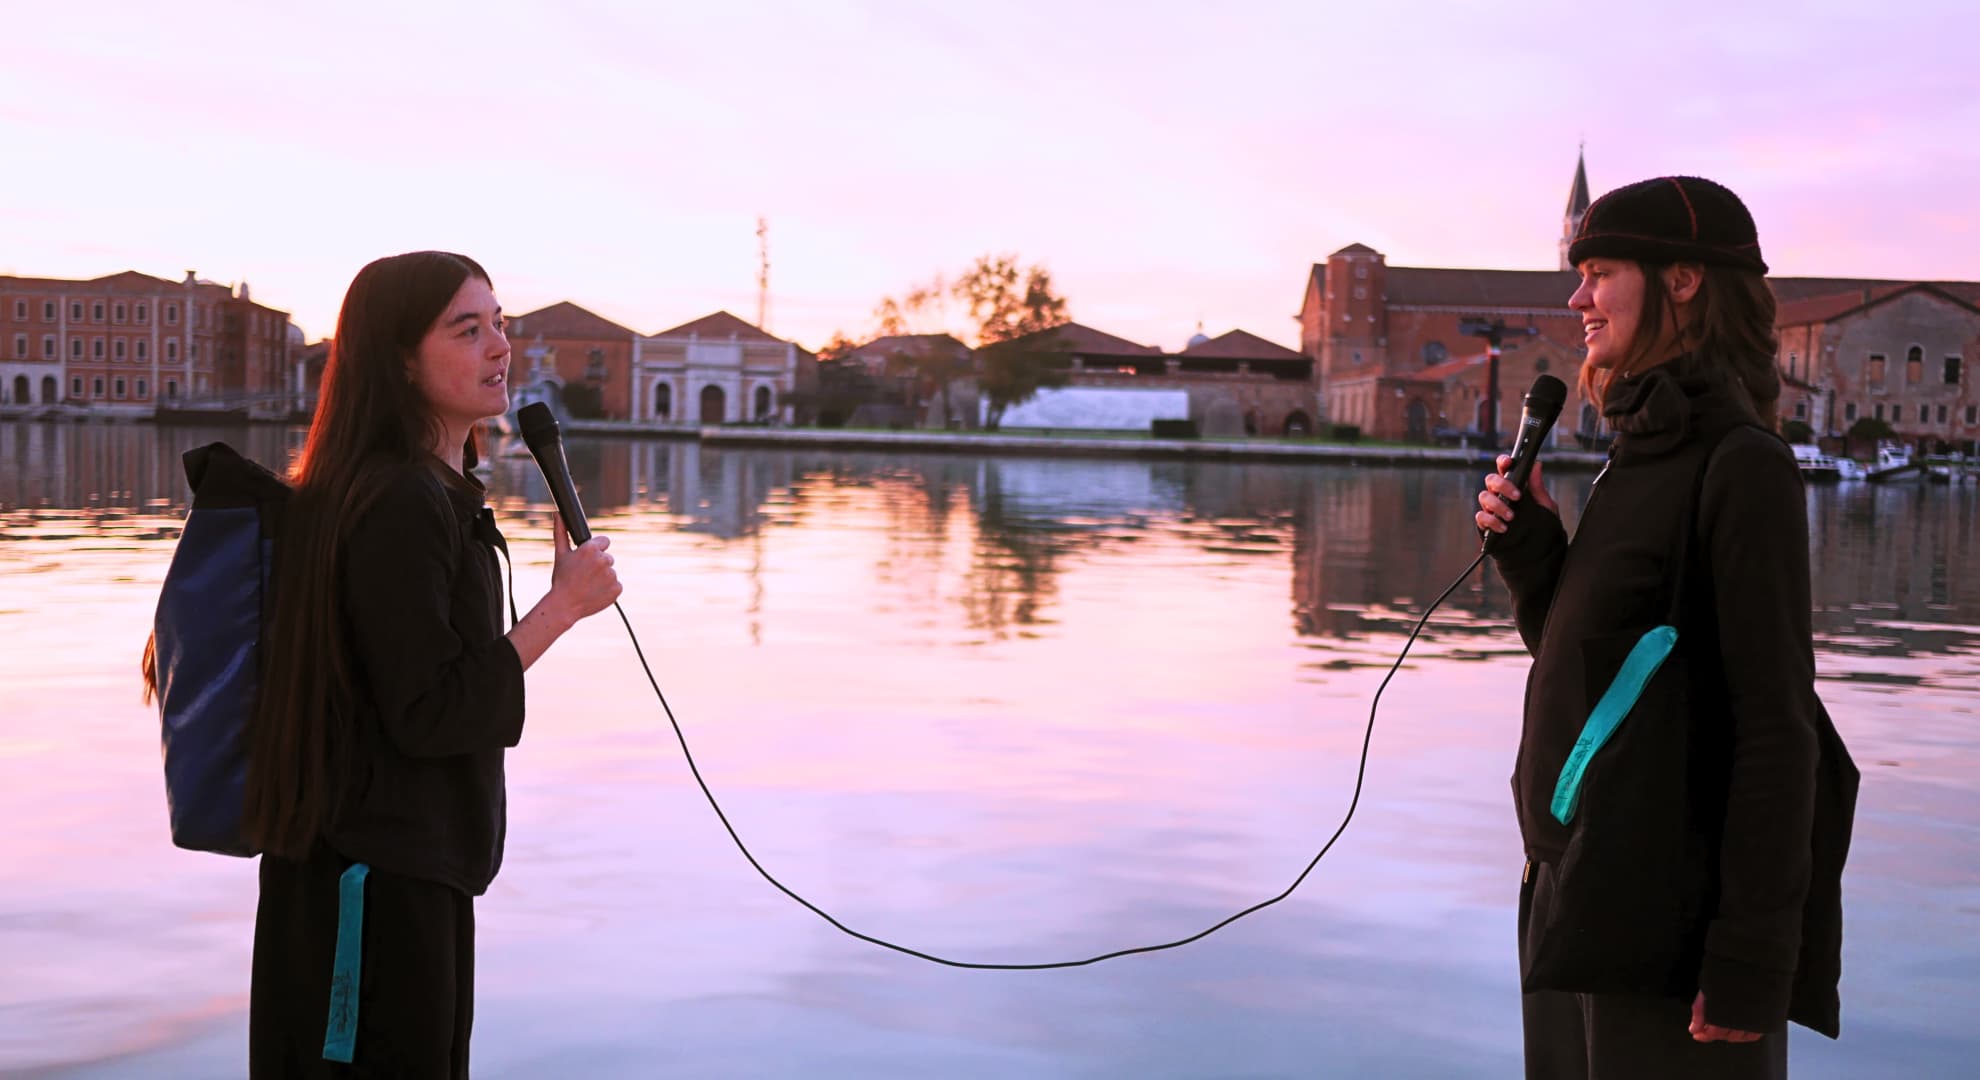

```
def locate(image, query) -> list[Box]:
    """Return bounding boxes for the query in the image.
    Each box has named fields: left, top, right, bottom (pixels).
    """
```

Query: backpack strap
left=1662, top=423, right=1762, bottom=628
left=472, top=508, right=521, bottom=630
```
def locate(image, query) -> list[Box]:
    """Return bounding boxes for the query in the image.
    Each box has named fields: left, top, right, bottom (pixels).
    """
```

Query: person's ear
left=1664, top=263, right=1704, bottom=305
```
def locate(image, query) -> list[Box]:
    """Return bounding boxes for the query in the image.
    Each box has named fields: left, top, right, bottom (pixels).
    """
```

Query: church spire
left=1560, top=143, right=1592, bottom=270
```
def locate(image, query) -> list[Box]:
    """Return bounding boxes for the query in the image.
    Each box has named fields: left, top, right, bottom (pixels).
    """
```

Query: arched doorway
left=1282, top=410, right=1312, bottom=437
left=1405, top=399, right=1431, bottom=443
left=655, top=381, right=673, bottom=421
left=42, top=376, right=57, bottom=403
left=699, top=385, right=726, bottom=424
left=754, top=384, right=773, bottom=420
left=1243, top=408, right=1261, bottom=436
left=10, top=376, right=25, bottom=404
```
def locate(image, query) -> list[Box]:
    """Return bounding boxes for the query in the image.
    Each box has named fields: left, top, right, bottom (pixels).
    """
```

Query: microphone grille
left=516, top=402, right=559, bottom=447
left=1527, top=374, right=1568, bottom=411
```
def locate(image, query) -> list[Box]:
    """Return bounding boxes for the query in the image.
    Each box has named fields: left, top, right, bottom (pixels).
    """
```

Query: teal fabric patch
left=1551, top=626, right=1679, bottom=825
left=322, top=862, right=370, bottom=1064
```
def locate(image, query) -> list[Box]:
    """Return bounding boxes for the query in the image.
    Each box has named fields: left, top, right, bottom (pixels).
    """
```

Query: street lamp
left=1460, top=317, right=1542, bottom=448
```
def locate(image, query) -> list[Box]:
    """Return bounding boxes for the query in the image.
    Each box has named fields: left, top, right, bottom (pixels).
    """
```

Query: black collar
left=1603, top=354, right=1754, bottom=458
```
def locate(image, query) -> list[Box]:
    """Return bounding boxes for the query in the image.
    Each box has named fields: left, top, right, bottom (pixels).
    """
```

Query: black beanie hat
left=1567, top=176, right=1768, bottom=274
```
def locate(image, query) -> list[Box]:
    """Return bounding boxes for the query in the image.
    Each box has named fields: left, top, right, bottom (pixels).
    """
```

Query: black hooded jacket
left=321, top=460, right=525, bottom=897
left=1489, top=354, right=1841, bottom=1035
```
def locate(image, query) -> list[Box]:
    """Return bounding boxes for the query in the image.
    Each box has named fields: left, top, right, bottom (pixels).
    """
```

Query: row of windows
left=1864, top=348, right=1963, bottom=386
left=12, top=334, right=202, bottom=361
left=1837, top=401, right=1980, bottom=426
left=60, top=375, right=181, bottom=400
left=4, top=298, right=197, bottom=326
left=5, top=374, right=209, bottom=404
left=648, top=381, right=779, bottom=420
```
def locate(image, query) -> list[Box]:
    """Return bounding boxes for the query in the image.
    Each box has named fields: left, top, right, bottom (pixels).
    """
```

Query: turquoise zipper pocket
left=1551, top=626, right=1679, bottom=825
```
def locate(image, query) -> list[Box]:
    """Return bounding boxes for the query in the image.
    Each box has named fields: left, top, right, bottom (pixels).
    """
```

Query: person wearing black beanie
left=1473, top=177, right=1858, bottom=1079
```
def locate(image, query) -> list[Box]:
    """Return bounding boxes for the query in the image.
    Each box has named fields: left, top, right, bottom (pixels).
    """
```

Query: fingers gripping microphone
left=517, top=403, right=592, bottom=545
left=1482, top=375, right=1567, bottom=552
left=1505, top=374, right=1568, bottom=494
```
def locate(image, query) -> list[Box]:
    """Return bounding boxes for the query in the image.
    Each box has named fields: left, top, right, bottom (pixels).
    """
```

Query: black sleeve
left=1694, top=431, right=1821, bottom=1033
left=1487, top=500, right=1568, bottom=656
left=343, top=467, right=526, bottom=758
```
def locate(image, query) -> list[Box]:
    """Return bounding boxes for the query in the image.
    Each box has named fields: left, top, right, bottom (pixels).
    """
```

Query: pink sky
left=3, top=1, right=1975, bottom=352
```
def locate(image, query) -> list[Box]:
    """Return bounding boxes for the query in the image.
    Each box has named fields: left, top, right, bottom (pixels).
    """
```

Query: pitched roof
left=1013, top=322, right=1161, bottom=356
left=1401, top=353, right=1488, bottom=383
left=647, top=310, right=785, bottom=343
left=1180, top=329, right=1305, bottom=361
left=1775, top=282, right=1980, bottom=327
left=0, top=270, right=190, bottom=290
left=1774, top=288, right=1902, bottom=328
left=1303, top=260, right=1980, bottom=317
left=851, top=332, right=970, bottom=358
left=1331, top=242, right=1379, bottom=257
left=508, top=300, right=636, bottom=340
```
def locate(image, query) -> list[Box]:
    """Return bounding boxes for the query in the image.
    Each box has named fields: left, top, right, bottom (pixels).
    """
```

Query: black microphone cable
left=604, top=540, right=1491, bottom=970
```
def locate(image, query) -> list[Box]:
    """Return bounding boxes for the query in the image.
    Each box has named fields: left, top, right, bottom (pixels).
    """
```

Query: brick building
left=1298, top=154, right=1980, bottom=446
left=503, top=301, right=638, bottom=420
left=1775, top=284, right=1980, bottom=447
left=0, top=270, right=291, bottom=414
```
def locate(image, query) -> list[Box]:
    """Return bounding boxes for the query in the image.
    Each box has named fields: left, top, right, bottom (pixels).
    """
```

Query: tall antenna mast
left=755, top=216, right=770, bottom=331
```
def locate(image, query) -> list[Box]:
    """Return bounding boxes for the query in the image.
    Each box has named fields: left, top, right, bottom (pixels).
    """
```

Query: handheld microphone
left=1483, top=374, right=1567, bottom=551
left=1504, top=374, right=1568, bottom=494
left=517, top=402, right=592, bottom=545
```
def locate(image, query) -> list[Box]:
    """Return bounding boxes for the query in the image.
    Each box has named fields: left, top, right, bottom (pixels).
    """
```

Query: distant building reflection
left=0, top=420, right=302, bottom=511
left=4, top=421, right=1976, bottom=660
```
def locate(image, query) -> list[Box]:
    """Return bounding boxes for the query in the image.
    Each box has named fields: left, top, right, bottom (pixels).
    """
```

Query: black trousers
left=1518, top=860, right=1787, bottom=1080
left=250, top=843, right=476, bottom=1078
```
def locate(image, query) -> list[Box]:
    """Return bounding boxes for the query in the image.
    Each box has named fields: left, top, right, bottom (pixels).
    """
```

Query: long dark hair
left=141, top=251, right=491, bottom=857
left=1579, top=263, right=1781, bottom=430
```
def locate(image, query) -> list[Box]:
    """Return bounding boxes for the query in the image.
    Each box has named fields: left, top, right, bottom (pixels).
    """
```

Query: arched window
left=655, top=381, right=673, bottom=420
left=754, top=384, right=773, bottom=419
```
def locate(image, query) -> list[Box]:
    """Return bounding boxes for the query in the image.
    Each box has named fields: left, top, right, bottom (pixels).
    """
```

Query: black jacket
left=322, top=460, right=525, bottom=897
left=1490, top=355, right=1841, bottom=1035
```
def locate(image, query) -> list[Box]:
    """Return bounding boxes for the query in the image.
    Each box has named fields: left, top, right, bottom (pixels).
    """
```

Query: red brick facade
left=1775, top=285, right=1980, bottom=447
left=504, top=301, right=638, bottom=420
left=0, top=270, right=291, bottom=411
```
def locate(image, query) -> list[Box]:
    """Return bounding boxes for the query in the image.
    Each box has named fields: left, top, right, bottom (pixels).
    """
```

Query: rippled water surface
left=2, top=422, right=1975, bottom=1078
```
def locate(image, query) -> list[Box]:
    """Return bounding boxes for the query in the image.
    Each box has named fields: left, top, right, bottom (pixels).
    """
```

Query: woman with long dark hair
left=241, top=251, right=620, bottom=1075
left=1476, top=178, right=1850, bottom=1078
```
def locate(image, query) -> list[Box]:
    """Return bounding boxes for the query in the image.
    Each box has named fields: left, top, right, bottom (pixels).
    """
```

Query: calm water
left=1, top=421, right=1975, bottom=1079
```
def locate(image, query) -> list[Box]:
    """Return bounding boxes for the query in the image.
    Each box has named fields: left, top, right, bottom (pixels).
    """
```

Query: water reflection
left=3, top=428, right=1980, bottom=1078
left=2, top=422, right=1977, bottom=1078
left=10, top=422, right=1976, bottom=663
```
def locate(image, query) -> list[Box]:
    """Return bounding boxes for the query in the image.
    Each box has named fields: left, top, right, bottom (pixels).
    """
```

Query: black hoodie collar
left=1603, top=353, right=1755, bottom=458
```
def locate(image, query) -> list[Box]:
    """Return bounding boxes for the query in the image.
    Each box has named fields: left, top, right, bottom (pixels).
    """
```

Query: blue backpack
left=147, top=442, right=289, bottom=857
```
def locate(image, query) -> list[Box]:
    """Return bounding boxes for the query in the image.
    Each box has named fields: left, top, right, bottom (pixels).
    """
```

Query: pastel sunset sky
left=3, top=0, right=1974, bottom=351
